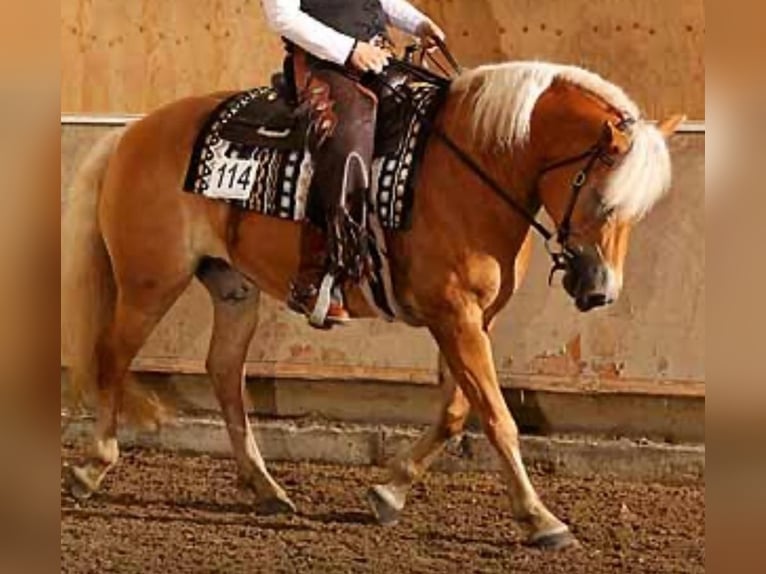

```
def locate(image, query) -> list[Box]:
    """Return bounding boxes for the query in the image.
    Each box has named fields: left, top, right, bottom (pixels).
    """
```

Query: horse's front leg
left=368, top=354, right=471, bottom=525
left=430, top=306, right=578, bottom=549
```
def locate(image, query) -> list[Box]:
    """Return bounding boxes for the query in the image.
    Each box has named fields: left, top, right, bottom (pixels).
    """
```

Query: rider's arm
left=261, top=0, right=356, bottom=65
left=379, top=0, right=429, bottom=35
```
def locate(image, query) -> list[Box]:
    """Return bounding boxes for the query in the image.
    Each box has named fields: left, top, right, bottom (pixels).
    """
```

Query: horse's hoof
left=527, top=528, right=581, bottom=551
left=367, top=485, right=403, bottom=527
left=64, top=465, right=96, bottom=501
left=256, top=494, right=297, bottom=516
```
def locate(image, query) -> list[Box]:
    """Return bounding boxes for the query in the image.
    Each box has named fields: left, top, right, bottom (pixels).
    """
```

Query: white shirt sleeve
left=261, top=0, right=430, bottom=65
left=260, top=0, right=357, bottom=65
left=380, top=0, right=429, bottom=35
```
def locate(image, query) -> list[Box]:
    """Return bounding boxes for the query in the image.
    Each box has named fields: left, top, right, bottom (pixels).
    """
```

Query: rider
left=261, top=0, right=445, bottom=328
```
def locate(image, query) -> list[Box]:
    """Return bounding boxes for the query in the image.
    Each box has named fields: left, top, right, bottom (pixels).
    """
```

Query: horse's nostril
left=588, top=293, right=608, bottom=308
left=576, top=292, right=610, bottom=312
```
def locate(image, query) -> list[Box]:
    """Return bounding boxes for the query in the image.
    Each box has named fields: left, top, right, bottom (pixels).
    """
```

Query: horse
left=62, top=60, right=684, bottom=550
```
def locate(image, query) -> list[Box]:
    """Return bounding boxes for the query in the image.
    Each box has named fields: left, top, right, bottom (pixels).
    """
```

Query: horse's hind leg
left=68, top=277, right=190, bottom=499
left=197, top=257, right=295, bottom=514
left=368, top=354, right=470, bottom=525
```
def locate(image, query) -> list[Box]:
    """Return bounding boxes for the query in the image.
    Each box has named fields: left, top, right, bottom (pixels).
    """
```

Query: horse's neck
left=377, top=100, right=539, bottom=320
left=429, top=81, right=617, bottom=234
left=428, top=94, right=540, bottom=254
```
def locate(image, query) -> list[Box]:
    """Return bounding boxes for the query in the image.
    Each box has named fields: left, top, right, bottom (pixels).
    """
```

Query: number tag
left=206, top=157, right=254, bottom=200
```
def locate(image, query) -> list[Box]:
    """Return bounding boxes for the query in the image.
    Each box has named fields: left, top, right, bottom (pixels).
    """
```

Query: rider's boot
left=287, top=223, right=350, bottom=328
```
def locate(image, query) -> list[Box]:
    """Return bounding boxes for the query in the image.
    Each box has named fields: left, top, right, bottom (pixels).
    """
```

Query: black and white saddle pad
left=183, top=81, right=446, bottom=230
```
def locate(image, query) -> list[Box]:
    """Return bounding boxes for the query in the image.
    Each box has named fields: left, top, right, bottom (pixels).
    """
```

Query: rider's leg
left=286, top=220, right=341, bottom=320
left=288, top=57, right=378, bottom=326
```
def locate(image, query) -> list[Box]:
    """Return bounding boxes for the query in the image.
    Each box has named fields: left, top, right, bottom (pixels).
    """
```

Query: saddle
left=183, top=56, right=452, bottom=322
left=217, top=74, right=307, bottom=151
left=219, top=68, right=414, bottom=158
left=184, top=59, right=449, bottom=230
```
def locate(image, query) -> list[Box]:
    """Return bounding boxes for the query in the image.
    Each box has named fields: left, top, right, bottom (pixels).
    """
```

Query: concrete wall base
left=62, top=414, right=704, bottom=485
left=61, top=370, right=705, bottom=444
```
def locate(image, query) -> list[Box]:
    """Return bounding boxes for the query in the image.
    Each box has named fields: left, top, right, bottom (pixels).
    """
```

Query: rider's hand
left=415, top=19, right=446, bottom=48
left=349, top=42, right=390, bottom=74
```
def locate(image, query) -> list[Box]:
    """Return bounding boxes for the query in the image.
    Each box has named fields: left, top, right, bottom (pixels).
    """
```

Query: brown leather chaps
left=290, top=49, right=379, bottom=290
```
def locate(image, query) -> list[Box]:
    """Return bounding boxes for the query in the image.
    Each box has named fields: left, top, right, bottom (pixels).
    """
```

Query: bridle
left=536, top=117, right=634, bottom=282
left=364, top=44, right=635, bottom=283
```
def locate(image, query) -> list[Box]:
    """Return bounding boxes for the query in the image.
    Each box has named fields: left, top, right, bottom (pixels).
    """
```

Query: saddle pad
left=183, top=81, right=446, bottom=229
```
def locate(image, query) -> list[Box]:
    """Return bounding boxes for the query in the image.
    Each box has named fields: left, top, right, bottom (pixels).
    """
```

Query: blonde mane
left=451, top=62, right=671, bottom=220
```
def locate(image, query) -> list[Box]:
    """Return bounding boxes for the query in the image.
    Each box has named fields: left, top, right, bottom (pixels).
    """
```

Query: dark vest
left=300, top=0, right=388, bottom=41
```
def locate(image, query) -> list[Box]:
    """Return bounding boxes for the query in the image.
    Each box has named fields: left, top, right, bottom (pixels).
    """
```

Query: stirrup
left=308, top=273, right=335, bottom=328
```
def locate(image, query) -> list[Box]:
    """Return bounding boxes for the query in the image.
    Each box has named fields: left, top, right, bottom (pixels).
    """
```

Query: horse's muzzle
left=562, top=252, right=619, bottom=313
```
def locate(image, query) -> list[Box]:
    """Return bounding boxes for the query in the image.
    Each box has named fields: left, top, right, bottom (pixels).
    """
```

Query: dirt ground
left=61, top=446, right=704, bottom=574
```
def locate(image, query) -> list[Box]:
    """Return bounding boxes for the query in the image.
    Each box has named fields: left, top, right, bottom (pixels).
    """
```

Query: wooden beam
left=123, top=357, right=705, bottom=398
left=129, top=357, right=439, bottom=385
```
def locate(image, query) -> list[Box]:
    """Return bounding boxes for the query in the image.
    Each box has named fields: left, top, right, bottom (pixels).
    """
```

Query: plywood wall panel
left=61, top=125, right=703, bottom=389
left=491, top=136, right=705, bottom=388
left=61, top=0, right=285, bottom=113
left=414, top=0, right=704, bottom=119
left=61, top=0, right=704, bottom=119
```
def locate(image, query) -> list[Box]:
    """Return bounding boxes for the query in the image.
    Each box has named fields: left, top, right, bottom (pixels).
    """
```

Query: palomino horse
left=62, top=61, right=683, bottom=549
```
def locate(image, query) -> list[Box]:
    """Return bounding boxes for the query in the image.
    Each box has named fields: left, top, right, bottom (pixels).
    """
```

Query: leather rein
left=368, top=41, right=634, bottom=283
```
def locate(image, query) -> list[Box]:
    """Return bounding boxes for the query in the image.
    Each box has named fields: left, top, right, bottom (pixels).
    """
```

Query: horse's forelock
left=604, top=124, right=672, bottom=221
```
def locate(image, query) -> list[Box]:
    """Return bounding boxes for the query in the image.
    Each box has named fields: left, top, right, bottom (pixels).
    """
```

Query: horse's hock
left=60, top=0, right=704, bottom=482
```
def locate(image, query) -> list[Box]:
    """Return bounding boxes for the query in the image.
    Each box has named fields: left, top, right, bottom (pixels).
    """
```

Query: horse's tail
left=62, top=128, right=167, bottom=428
left=62, top=129, right=122, bottom=415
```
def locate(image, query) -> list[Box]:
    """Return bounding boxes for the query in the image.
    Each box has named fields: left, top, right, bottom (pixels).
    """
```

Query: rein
left=371, top=53, right=631, bottom=280
left=375, top=61, right=554, bottom=243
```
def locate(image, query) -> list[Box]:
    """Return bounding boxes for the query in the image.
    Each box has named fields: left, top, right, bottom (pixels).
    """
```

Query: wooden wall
left=61, top=125, right=705, bottom=397
left=61, top=0, right=704, bottom=119
left=60, top=1, right=705, bottom=400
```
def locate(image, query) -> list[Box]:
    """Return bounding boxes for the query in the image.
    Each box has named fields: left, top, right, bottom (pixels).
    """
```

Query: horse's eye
left=600, top=203, right=616, bottom=219
left=593, top=194, right=614, bottom=218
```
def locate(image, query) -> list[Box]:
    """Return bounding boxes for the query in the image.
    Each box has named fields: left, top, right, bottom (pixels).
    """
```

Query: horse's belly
left=228, top=213, right=302, bottom=300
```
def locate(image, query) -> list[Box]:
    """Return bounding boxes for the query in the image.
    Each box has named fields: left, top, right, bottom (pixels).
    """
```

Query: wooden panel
left=61, top=0, right=704, bottom=118
left=60, top=123, right=440, bottom=383
left=136, top=280, right=441, bottom=384
left=130, top=356, right=705, bottom=398
left=415, top=0, right=704, bottom=120
left=61, top=0, right=284, bottom=114
left=491, top=135, right=705, bottom=389
left=61, top=124, right=704, bottom=396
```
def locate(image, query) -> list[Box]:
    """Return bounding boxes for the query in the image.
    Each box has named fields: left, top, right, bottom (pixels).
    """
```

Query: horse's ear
left=603, top=121, right=631, bottom=155
left=657, top=114, right=686, bottom=138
